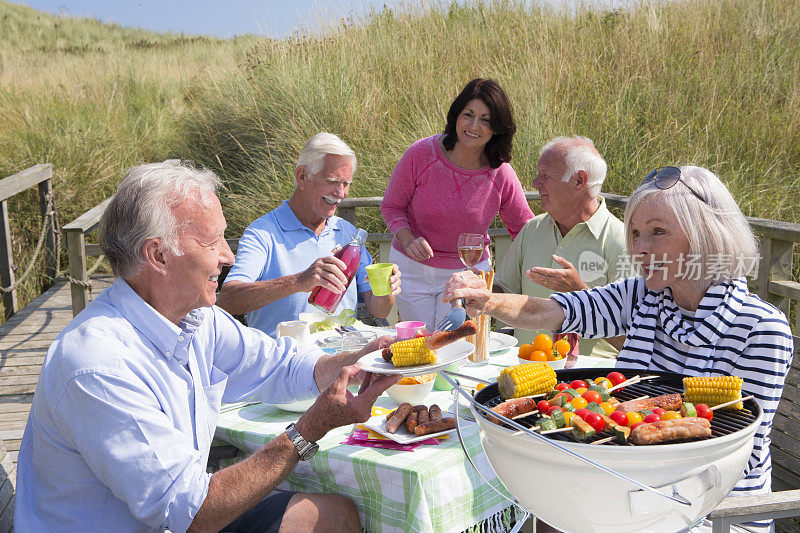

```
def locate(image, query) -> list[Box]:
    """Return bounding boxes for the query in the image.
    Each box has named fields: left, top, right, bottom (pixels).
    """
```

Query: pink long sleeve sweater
left=380, top=135, right=534, bottom=269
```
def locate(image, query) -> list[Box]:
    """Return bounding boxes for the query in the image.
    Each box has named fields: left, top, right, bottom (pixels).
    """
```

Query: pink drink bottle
left=308, top=229, right=367, bottom=314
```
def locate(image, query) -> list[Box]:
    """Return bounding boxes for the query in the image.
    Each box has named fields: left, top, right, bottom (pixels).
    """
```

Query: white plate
left=361, top=410, right=459, bottom=444
left=357, top=338, right=474, bottom=376
left=488, top=332, right=517, bottom=353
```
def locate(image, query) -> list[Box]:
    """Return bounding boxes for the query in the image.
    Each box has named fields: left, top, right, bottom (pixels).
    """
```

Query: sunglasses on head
left=641, top=166, right=707, bottom=203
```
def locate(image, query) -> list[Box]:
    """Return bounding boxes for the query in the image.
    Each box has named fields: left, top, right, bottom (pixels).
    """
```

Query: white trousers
left=390, top=247, right=490, bottom=332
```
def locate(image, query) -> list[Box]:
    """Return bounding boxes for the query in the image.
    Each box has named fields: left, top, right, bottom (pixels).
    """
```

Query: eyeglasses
left=641, top=166, right=707, bottom=203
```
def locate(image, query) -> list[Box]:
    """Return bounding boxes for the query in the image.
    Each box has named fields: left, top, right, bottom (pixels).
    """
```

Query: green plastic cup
left=434, top=362, right=461, bottom=391
left=366, top=263, right=394, bottom=296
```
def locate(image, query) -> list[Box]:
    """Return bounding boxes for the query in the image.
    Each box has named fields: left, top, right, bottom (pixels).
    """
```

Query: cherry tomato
left=570, top=397, right=588, bottom=410
left=574, top=408, right=591, bottom=420
left=537, top=400, right=551, bottom=414
left=609, top=410, right=629, bottom=426
left=582, top=390, right=603, bottom=404
left=644, top=413, right=662, bottom=423
left=695, top=404, right=714, bottom=421
left=584, top=412, right=605, bottom=432
left=606, top=372, right=626, bottom=387
left=626, top=411, right=643, bottom=425
left=600, top=401, right=615, bottom=416
left=593, top=377, right=612, bottom=389
left=547, top=406, right=563, bottom=416
left=652, top=407, right=666, bottom=415
left=555, top=382, right=570, bottom=392
left=662, top=411, right=682, bottom=421
left=570, top=380, right=589, bottom=390
left=629, top=422, right=644, bottom=431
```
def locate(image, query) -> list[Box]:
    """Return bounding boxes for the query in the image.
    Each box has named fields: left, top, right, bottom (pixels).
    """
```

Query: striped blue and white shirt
left=552, top=277, right=793, bottom=531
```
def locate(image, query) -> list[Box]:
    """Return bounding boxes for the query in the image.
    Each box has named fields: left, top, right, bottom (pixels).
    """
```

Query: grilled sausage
left=629, top=417, right=711, bottom=445
left=385, top=402, right=412, bottom=433
left=414, top=417, right=456, bottom=436
left=382, top=348, right=393, bottom=362
left=489, top=397, right=538, bottom=421
left=417, top=407, right=430, bottom=426
left=405, top=410, right=419, bottom=433
left=429, top=404, right=442, bottom=422
left=411, top=404, right=427, bottom=413
left=615, top=393, right=682, bottom=413
left=425, top=320, right=477, bottom=350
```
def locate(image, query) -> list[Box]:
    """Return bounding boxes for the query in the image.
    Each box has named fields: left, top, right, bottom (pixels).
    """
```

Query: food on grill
left=497, top=362, right=558, bottom=399
left=489, top=397, right=538, bottom=420
left=606, top=371, right=626, bottom=387
left=389, top=337, right=437, bottom=367
left=680, top=402, right=697, bottom=418
left=601, top=413, right=631, bottom=443
left=536, top=418, right=557, bottom=431
left=571, top=415, right=597, bottom=441
left=683, top=376, right=744, bottom=409
left=386, top=402, right=412, bottom=433
left=629, top=417, right=712, bottom=445
left=382, top=321, right=477, bottom=366
left=415, top=417, right=456, bottom=435
left=614, top=393, right=682, bottom=412
left=695, top=403, right=713, bottom=421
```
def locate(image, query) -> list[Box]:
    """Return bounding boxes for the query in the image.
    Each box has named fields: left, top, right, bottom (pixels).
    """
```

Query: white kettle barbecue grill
left=443, top=367, right=763, bottom=533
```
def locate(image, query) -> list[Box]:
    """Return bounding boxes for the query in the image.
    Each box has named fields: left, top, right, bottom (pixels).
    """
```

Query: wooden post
left=38, top=177, right=58, bottom=288
left=338, top=206, right=356, bottom=226
left=0, top=200, right=18, bottom=319
left=65, top=228, right=88, bottom=316
left=752, top=236, right=793, bottom=318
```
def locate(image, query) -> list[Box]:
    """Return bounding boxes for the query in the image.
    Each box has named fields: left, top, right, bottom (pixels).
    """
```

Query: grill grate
left=473, top=367, right=760, bottom=445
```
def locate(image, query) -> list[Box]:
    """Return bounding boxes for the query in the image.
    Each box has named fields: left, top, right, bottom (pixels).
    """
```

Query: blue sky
left=13, top=0, right=634, bottom=39
left=14, top=0, right=424, bottom=39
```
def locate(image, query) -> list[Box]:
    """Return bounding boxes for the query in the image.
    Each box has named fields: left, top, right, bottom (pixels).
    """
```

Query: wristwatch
left=285, top=423, right=319, bottom=461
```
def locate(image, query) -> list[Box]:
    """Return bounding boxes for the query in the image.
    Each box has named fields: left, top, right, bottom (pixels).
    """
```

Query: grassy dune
left=1, top=0, right=798, bottom=317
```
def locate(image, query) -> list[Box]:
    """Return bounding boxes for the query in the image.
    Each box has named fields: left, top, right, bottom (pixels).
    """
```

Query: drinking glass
left=341, top=330, right=377, bottom=352
left=457, top=233, right=484, bottom=268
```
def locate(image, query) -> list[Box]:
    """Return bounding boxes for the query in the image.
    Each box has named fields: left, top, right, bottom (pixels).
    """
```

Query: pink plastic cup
left=395, top=321, right=427, bottom=340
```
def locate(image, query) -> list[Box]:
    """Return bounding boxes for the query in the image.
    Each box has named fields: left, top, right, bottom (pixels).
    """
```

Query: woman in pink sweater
left=380, top=78, right=534, bottom=331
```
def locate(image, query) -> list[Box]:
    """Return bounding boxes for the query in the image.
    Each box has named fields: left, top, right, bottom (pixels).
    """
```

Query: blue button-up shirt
left=15, top=278, right=323, bottom=532
left=224, top=201, right=372, bottom=336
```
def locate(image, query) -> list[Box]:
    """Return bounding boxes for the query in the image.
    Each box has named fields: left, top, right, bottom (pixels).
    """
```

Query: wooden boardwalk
left=0, top=277, right=111, bottom=481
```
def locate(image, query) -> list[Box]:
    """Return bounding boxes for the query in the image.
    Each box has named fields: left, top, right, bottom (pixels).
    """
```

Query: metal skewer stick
left=440, top=370, right=692, bottom=507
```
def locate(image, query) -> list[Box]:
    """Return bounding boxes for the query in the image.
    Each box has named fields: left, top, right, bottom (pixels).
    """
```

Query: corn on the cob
left=497, top=362, right=557, bottom=400
left=683, top=376, right=744, bottom=409
left=390, top=337, right=437, bottom=367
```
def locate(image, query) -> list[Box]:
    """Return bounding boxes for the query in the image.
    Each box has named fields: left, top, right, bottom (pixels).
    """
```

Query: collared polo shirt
left=15, top=278, right=322, bottom=532
left=497, top=197, right=627, bottom=358
left=225, top=200, right=372, bottom=336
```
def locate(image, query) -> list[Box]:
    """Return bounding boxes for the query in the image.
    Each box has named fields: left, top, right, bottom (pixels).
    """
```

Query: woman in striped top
left=443, top=166, right=793, bottom=532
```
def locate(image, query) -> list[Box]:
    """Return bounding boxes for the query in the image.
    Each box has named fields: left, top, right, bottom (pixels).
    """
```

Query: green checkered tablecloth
left=215, top=388, right=516, bottom=533
left=214, top=351, right=611, bottom=532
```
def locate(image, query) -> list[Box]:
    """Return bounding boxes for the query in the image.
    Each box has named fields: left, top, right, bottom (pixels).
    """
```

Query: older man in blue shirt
left=216, top=132, right=401, bottom=336
left=15, top=162, right=398, bottom=532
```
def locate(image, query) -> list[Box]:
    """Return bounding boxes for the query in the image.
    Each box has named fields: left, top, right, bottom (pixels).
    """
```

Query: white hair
left=540, top=136, right=607, bottom=197
left=624, top=165, right=758, bottom=291
left=99, top=161, right=221, bottom=279
left=295, top=132, right=357, bottom=186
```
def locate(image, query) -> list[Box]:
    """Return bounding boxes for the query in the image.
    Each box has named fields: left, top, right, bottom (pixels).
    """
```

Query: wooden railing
left=63, top=190, right=799, bottom=332
left=0, top=164, right=58, bottom=319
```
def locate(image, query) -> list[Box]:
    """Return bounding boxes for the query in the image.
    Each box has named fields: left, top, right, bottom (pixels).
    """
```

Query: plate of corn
left=358, top=338, right=474, bottom=376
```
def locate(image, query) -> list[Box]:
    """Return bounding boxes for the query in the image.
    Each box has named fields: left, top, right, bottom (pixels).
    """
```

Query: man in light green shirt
left=497, top=136, right=627, bottom=358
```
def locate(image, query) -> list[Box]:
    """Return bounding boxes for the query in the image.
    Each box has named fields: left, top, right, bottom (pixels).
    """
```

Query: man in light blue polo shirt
left=217, top=132, right=400, bottom=336
left=498, top=136, right=627, bottom=358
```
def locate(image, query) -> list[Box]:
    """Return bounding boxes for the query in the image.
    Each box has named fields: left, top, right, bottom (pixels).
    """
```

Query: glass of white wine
left=457, top=233, right=484, bottom=269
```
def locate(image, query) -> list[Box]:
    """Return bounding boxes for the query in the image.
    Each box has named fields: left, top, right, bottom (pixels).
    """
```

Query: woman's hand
left=442, top=270, right=493, bottom=317
left=404, top=236, right=434, bottom=262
